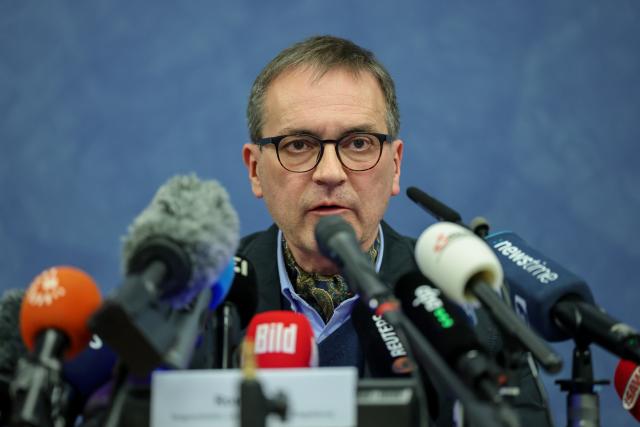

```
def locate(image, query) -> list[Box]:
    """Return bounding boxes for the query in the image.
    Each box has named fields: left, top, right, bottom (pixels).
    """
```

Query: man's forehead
left=267, top=64, right=383, bottom=93
left=262, top=65, right=387, bottom=135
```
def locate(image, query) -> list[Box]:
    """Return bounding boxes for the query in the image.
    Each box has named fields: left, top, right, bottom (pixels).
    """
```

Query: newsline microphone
left=614, top=359, right=640, bottom=423
left=414, top=221, right=563, bottom=374
left=10, top=266, right=102, bottom=427
left=486, top=231, right=640, bottom=364
left=407, top=185, right=640, bottom=365
left=90, top=174, right=240, bottom=376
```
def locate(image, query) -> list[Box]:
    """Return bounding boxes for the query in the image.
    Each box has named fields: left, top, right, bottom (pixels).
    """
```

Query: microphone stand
left=215, top=302, right=236, bottom=369
left=384, top=309, right=520, bottom=427
left=473, top=218, right=561, bottom=426
left=555, top=341, right=609, bottom=427
left=101, top=362, right=130, bottom=427
left=9, top=329, right=72, bottom=427
left=239, top=340, right=287, bottom=427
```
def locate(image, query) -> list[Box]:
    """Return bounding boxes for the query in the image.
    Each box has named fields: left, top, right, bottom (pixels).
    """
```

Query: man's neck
left=282, top=229, right=379, bottom=276
left=286, top=242, right=339, bottom=275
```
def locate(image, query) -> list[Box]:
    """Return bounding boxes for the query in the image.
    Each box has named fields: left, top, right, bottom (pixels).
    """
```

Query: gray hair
left=247, top=35, right=400, bottom=142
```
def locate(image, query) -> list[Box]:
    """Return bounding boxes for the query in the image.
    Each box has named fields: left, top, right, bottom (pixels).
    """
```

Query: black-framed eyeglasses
left=255, top=132, right=391, bottom=173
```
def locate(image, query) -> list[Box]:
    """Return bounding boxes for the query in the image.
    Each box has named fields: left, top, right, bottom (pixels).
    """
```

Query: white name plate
left=151, top=367, right=358, bottom=427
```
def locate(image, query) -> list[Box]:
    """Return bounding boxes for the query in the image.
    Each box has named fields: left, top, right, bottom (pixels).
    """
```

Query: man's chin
left=308, top=211, right=362, bottom=237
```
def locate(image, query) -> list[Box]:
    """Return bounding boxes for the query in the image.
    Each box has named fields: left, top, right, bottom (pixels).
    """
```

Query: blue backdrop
left=1, top=1, right=639, bottom=425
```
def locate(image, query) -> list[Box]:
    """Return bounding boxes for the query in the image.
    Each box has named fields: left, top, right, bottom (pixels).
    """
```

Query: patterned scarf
left=282, top=232, right=380, bottom=323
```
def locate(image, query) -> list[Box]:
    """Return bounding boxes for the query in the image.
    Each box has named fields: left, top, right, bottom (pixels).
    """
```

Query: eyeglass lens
left=277, top=134, right=382, bottom=172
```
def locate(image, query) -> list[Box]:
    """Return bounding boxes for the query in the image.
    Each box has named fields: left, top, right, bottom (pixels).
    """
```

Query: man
left=238, top=35, right=552, bottom=426
left=241, top=34, right=404, bottom=332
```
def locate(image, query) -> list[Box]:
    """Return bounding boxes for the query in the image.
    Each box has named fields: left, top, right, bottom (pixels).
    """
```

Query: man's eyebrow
left=278, top=125, right=379, bottom=138
left=338, top=126, right=379, bottom=137
left=278, top=127, right=316, bottom=136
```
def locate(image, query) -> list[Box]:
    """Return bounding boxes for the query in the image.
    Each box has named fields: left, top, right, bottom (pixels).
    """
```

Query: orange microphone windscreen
left=20, top=266, right=102, bottom=359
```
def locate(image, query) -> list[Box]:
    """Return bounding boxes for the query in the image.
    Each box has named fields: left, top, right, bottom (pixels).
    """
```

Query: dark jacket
left=237, top=222, right=417, bottom=313
left=236, top=222, right=554, bottom=427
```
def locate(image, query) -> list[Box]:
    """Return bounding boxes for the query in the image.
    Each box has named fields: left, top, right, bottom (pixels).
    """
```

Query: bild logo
left=254, top=323, right=298, bottom=354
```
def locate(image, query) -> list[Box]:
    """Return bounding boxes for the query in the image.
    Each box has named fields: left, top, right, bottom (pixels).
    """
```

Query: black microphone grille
left=314, top=215, right=355, bottom=255
left=406, top=186, right=462, bottom=224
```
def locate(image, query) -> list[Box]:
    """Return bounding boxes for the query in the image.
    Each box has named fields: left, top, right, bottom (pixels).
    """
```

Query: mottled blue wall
left=1, top=1, right=639, bottom=425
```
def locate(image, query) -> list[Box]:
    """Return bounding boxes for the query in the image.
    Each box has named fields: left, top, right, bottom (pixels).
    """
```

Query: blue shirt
left=276, top=225, right=384, bottom=343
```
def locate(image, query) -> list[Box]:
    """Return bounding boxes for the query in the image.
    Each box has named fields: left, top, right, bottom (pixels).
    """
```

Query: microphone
left=314, top=215, right=395, bottom=315
left=61, top=334, right=117, bottom=407
left=243, top=311, right=318, bottom=368
left=121, top=174, right=239, bottom=309
left=90, top=174, right=240, bottom=375
left=0, top=289, right=27, bottom=373
left=223, top=256, right=259, bottom=330
left=11, top=266, right=102, bottom=427
left=351, top=301, right=413, bottom=377
left=414, top=222, right=563, bottom=373
left=215, top=255, right=258, bottom=368
left=407, top=186, right=462, bottom=224
left=240, top=312, right=298, bottom=427
left=486, top=231, right=640, bottom=363
left=1, top=289, right=117, bottom=425
left=20, top=267, right=102, bottom=358
left=0, top=289, right=28, bottom=424
left=350, top=300, right=442, bottom=420
left=239, top=311, right=316, bottom=426
left=614, top=359, right=640, bottom=422
left=394, top=271, right=511, bottom=408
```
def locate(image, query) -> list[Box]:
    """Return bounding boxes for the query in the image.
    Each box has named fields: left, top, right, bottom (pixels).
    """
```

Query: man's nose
left=311, top=144, right=347, bottom=185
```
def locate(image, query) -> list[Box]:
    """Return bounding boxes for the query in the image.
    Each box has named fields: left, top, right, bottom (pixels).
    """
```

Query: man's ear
left=242, top=143, right=263, bottom=198
left=390, top=139, right=403, bottom=196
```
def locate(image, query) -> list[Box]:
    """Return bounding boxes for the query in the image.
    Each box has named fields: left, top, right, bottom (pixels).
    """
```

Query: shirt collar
left=276, top=224, right=385, bottom=340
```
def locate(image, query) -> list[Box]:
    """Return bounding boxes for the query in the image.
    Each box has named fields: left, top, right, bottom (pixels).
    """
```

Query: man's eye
left=344, top=136, right=374, bottom=151
left=282, top=138, right=316, bottom=153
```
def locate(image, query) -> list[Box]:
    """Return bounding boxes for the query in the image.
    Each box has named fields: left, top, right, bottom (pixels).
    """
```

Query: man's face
left=243, top=66, right=403, bottom=272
